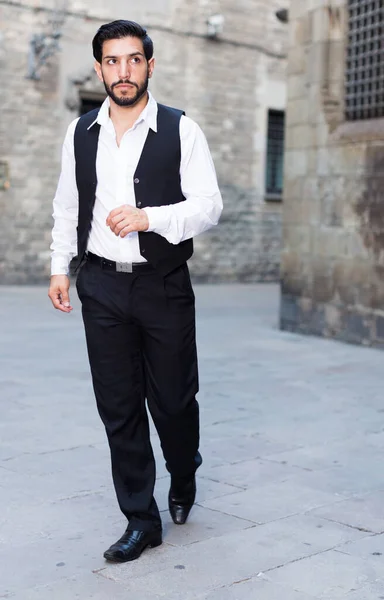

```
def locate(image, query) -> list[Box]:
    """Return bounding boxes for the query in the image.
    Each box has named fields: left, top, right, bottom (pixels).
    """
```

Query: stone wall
left=0, top=0, right=288, bottom=283
left=280, top=0, right=384, bottom=346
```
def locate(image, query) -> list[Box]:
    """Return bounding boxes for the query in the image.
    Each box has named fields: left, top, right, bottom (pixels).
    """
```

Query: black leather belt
left=86, top=251, right=154, bottom=273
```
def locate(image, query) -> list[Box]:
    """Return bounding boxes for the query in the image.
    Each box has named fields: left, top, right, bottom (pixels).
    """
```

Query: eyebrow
left=103, top=52, right=145, bottom=60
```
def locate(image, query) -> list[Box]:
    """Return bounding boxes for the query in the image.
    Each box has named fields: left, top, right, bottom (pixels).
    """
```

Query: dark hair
left=92, top=20, right=154, bottom=63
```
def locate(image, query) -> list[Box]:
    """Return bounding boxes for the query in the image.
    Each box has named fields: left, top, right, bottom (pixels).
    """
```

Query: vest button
left=134, top=178, right=140, bottom=184
left=137, top=201, right=142, bottom=207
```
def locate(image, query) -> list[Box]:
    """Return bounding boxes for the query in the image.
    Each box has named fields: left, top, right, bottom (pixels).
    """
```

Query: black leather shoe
left=103, top=528, right=162, bottom=563
left=168, top=475, right=196, bottom=525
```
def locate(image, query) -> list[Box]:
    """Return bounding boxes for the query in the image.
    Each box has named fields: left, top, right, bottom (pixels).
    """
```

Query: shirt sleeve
left=50, top=118, right=80, bottom=275
left=143, top=115, right=223, bottom=244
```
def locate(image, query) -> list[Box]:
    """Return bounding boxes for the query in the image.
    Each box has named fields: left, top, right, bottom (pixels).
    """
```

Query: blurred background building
left=280, top=0, right=384, bottom=346
left=0, top=0, right=288, bottom=283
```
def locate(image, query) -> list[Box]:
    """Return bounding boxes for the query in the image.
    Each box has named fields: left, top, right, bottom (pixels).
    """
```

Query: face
left=95, top=36, right=155, bottom=107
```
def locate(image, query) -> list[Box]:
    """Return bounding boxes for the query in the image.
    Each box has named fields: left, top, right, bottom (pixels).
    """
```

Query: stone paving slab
left=201, top=456, right=302, bottom=489
left=262, top=548, right=384, bottom=599
left=283, top=462, right=384, bottom=497
left=338, top=532, right=384, bottom=560
left=12, top=573, right=163, bottom=600
left=264, top=431, right=384, bottom=472
left=98, top=524, right=321, bottom=596
left=344, top=580, right=384, bottom=600
left=238, top=513, right=369, bottom=551
left=1, top=284, right=384, bottom=599
left=158, top=506, right=254, bottom=547
left=200, top=579, right=318, bottom=600
left=309, top=492, right=384, bottom=534
left=200, top=480, right=347, bottom=524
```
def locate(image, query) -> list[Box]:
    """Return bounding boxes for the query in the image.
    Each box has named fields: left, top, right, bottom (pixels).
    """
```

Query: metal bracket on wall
left=26, top=1, right=66, bottom=80
left=27, top=32, right=62, bottom=80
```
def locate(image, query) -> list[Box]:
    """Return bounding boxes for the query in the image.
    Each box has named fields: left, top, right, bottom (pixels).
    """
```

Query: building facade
left=280, top=0, right=384, bottom=346
left=0, top=0, right=288, bottom=284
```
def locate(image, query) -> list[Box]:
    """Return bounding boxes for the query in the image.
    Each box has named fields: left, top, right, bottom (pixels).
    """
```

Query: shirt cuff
left=143, top=206, right=171, bottom=235
left=51, top=256, right=70, bottom=276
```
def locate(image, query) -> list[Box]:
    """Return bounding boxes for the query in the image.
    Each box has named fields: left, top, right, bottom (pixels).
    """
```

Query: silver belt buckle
left=116, top=262, right=133, bottom=273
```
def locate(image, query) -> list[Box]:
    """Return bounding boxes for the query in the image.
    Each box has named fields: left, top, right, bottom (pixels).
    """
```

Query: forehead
left=101, top=36, right=145, bottom=57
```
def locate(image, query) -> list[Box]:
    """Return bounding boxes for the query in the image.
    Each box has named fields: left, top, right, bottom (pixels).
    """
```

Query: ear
left=94, top=60, right=103, bottom=82
left=148, top=57, right=155, bottom=79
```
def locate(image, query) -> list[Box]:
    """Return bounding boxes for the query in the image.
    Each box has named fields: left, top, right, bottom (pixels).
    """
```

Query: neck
left=109, top=91, right=149, bottom=130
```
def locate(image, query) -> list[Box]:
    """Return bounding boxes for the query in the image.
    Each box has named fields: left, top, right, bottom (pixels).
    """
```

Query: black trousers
left=76, top=258, right=201, bottom=531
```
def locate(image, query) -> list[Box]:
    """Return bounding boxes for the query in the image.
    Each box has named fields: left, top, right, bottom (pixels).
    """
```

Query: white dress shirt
left=50, top=92, right=223, bottom=275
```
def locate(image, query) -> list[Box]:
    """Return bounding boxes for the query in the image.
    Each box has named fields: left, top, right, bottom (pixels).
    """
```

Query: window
left=79, top=95, right=104, bottom=115
left=265, top=109, right=285, bottom=201
left=345, top=0, right=384, bottom=121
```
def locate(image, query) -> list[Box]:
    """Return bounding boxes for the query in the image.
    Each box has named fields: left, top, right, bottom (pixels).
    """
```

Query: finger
left=119, top=215, right=146, bottom=235
left=107, top=206, right=123, bottom=219
left=49, top=291, right=62, bottom=310
left=60, top=289, right=72, bottom=310
left=112, top=219, right=130, bottom=235
left=57, top=302, right=72, bottom=313
left=49, top=291, right=71, bottom=312
left=108, top=216, right=126, bottom=232
left=108, top=213, right=126, bottom=228
left=110, top=215, right=129, bottom=233
left=106, top=207, right=126, bottom=226
left=119, top=224, right=136, bottom=237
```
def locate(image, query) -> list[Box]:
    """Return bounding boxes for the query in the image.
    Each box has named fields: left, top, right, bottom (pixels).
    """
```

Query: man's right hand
left=48, top=275, right=73, bottom=313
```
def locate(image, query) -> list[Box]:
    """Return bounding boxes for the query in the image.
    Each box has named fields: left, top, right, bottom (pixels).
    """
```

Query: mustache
left=112, top=80, right=138, bottom=89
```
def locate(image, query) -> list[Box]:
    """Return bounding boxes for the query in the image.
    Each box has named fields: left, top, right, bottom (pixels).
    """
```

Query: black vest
left=74, top=103, right=193, bottom=275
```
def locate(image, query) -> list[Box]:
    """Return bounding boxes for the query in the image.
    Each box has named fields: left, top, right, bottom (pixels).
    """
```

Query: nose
left=118, top=59, right=131, bottom=81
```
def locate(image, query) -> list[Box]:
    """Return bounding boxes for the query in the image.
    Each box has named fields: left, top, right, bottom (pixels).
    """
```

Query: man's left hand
left=106, top=205, right=149, bottom=237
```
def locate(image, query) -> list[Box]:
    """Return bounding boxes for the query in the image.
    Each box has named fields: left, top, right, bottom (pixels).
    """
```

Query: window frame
left=79, top=93, right=105, bottom=116
left=345, top=0, right=384, bottom=122
left=265, top=108, right=285, bottom=202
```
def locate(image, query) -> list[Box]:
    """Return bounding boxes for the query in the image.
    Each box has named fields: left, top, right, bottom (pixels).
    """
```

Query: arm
left=143, top=116, right=223, bottom=244
left=48, top=119, right=79, bottom=312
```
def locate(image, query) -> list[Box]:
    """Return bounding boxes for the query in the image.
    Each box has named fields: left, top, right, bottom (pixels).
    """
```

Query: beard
left=103, top=71, right=149, bottom=107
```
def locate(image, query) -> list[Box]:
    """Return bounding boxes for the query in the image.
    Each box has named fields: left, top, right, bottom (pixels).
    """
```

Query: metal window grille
left=79, top=96, right=104, bottom=115
left=345, top=0, right=384, bottom=121
left=266, top=110, right=285, bottom=198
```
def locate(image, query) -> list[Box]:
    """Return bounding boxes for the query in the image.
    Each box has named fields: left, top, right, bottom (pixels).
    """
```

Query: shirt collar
left=87, top=91, right=158, bottom=133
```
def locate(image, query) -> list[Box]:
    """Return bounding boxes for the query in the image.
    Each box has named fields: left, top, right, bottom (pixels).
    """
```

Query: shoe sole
left=103, top=539, right=162, bottom=563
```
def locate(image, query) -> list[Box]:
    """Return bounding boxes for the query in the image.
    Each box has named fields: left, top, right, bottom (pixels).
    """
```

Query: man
left=49, top=19, right=222, bottom=563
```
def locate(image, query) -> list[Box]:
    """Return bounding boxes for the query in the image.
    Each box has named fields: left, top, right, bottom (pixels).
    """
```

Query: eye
left=131, top=57, right=141, bottom=64
left=107, top=59, right=117, bottom=65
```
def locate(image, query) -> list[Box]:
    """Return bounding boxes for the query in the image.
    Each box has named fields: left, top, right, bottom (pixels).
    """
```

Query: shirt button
left=134, top=178, right=140, bottom=184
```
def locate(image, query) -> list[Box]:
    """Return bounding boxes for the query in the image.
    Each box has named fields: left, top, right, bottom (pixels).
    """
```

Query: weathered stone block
left=374, top=315, right=384, bottom=341
left=287, top=45, right=308, bottom=75
left=307, top=41, right=329, bottom=85
left=284, top=149, right=309, bottom=179
left=280, top=293, right=301, bottom=327
left=289, top=13, right=312, bottom=47
left=286, top=97, right=310, bottom=126
left=285, top=124, right=315, bottom=149
left=287, top=73, right=308, bottom=101
left=312, top=6, right=332, bottom=43
left=342, top=311, right=372, bottom=345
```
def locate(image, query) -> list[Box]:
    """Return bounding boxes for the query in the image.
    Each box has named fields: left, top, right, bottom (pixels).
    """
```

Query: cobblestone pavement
left=1, top=284, right=384, bottom=599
